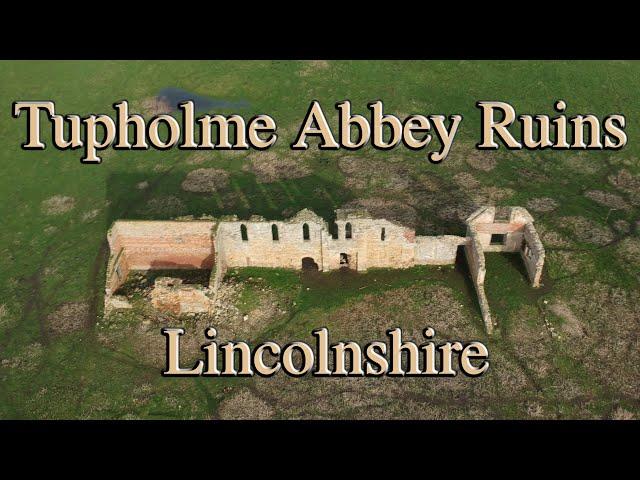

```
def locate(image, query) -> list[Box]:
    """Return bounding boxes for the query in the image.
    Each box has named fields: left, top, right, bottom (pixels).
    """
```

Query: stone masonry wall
left=522, top=222, right=545, bottom=287
left=415, top=235, right=467, bottom=265
left=325, top=217, right=417, bottom=271
left=464, top=228, right=493, bottom=334
left=215, top=216, right=325, bottom=270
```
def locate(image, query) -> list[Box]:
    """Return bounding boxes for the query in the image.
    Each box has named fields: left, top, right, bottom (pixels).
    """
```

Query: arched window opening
left=329, top=221, right=339, bottom=239
left=303, top=223, right=310, bottom=241
left=345, top=222, right=352, bottom=240
left=381, top=227, right=386, bottom=241
left=272, top=224, right=279, bottom=241
left=240, top=224, right=248, bottom=241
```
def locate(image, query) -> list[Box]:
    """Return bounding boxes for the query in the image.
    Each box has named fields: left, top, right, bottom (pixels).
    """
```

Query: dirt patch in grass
left=559, top=216, right=615, bottom=246
left=613, top=219, right=630, bottom=234
left=185, top=152, right=213, bottom=166
left=609, top=169, right=640, bottom=204
left=453, top=172, right=480, bottom=189
left=81, top=209, right=100, bottom=223
left=584, top=190, right=630, bottom=211
left=616, top=237, right=640, bottom=279
left=215, top=278, right=289, bottom=341
left=136, top=181, right=149, bottom=190
left=1, top=343, right=43, bottom=371
left=181, top=168, right=230, bottom=193
left=343, top=198, right=419, bottom=229
left=561, top=282, right=640, bottom=399
left=442, top=142, right=489, bottom=170
left=535, top=223, right=574, bottom=248
left=435, top=200, right=479, bottom=225
left=338, top=156, right=412, bottom=195
left=472, top=186, right=515, bottom=205
left=140, top=195, right=187, bottom=217
left=136, top=96, right=172, bottom=116
left=548, top=302, right=584, bottom=337
left=41, top=195, right=75, bottom=215
left=561, top=154, right=604, bottom=175
left=611, top=407, right=635, bottom=420
left=218, top=388, right=275, bottom=419
left=465, top=151, right=497, bottom=172
left=0, top=303, right=19, bottom=332
left=527, top=197, right=559, bottom=213
left=299, top=60, right=330, bottom=77
left=45, top=302, right=89, bottom=335
left=246, top=151, right=311, bottom=183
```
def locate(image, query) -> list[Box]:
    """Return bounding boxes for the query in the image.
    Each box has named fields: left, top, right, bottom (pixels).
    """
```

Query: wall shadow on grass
left=105, top=170, right=353, bottom=227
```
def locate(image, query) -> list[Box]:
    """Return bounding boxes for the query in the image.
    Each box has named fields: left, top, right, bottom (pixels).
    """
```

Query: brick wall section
left=108, top=220, right=215, bottom=270
left=105, top=220, right=215, bottom=296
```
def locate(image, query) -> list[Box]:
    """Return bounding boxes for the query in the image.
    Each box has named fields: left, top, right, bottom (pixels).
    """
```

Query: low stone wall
left=414, top=235, right=466, bottom=265
left=464, top=229, right=493, bottom=334
left=522, top=223, right=545, bottom=287
left=105, top=247, right=130, bottom=296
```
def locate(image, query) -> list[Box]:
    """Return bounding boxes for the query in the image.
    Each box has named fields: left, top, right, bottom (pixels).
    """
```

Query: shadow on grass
left=105, top=170, right=353, bottom=226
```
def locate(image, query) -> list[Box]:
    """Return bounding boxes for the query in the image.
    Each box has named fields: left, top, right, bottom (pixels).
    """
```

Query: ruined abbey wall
left=215, top=212, right=325, bottom=270
left=105, top=205, right=544, bottom=335
left=107, top=220, right=216, bottom=270
left=212, top=210, right=467, bottom=273
left=415, top=236, right=466, bottom=265
left=522, top=223, right=545, bottom=288
left=106, top=220, right=215, bottom=295
left=325, top=216, right=416, bottom=271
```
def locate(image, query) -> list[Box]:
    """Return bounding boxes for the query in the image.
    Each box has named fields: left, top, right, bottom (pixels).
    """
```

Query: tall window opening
left=303, top=223, right=310, bottom=241
left=240, top=224, right=248, bottom=241
left=345, top=222, right=352, bottom=239
left=381, top=227, right=386, bottom=241
left=272, top=224, right=279, bottom=241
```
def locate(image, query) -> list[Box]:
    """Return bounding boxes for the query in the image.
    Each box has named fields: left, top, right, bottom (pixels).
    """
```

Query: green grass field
left=0, top=61, right=638, bottom=419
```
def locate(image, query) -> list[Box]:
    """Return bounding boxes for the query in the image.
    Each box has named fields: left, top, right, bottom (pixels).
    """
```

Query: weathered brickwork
left=104, top=205, right=544, bottom=334
left=105, top=220, right=215, bottom=295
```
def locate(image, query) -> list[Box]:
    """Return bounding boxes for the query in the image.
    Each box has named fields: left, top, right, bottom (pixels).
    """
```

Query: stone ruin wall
left=106, top=220, right=215, bottom=295
left=464, top=227, right=492, bottom=334
left=414, top=235, right=467, bottom=265
left=522, top=223, right=545, bottom=288
left=104, top=206, right=544, bottom=335
left=463, top=206, right=546, bottom=334
left=325, top=217, right=417, bottom=271
left=215, top=215, right=325, bottom=271
left=213, top=211, right=466, bottom=273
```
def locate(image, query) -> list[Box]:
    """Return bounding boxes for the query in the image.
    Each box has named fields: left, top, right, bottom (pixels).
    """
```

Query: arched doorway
left=301, top=257, right=319, bottom=271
